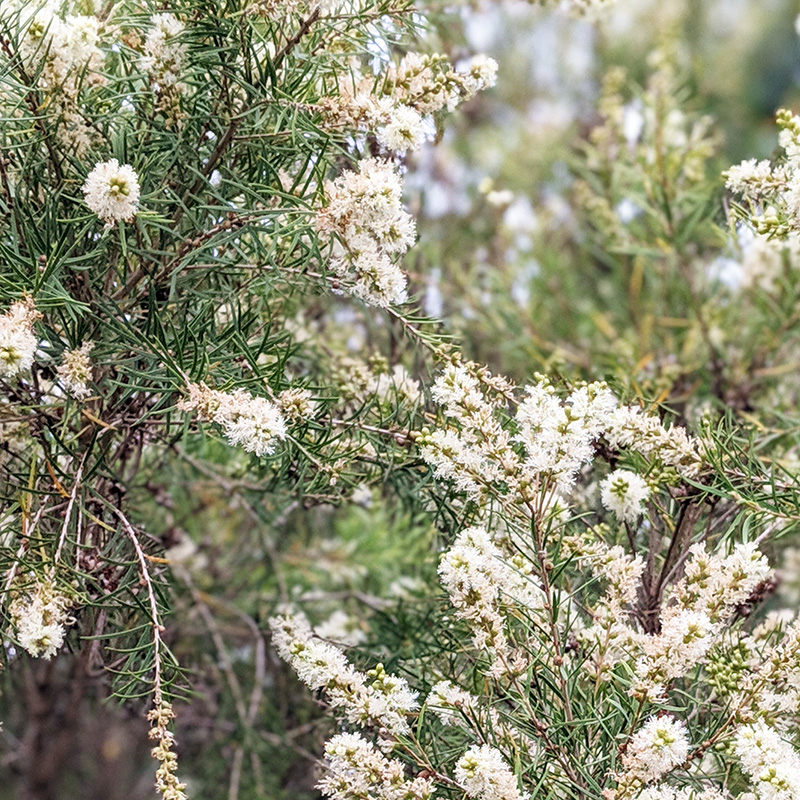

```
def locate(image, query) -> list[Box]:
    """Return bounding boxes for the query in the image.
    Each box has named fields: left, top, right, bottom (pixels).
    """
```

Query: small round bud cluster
left=147, top=700, right=187, bottom=800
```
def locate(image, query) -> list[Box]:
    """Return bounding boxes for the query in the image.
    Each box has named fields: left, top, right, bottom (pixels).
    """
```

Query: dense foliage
left=3, top=1, right=800, bottom=800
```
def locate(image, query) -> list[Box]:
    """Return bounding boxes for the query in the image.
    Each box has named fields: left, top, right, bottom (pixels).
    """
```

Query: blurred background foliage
left=4, top=0, right=800, bottom=798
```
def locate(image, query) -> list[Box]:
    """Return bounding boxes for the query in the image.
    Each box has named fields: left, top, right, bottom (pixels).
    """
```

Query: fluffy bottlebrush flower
left=180, top=383, right=288, bottom=457
left=57, top=341, right=94, bottom=400
left=82, top=159, right=141, bottom=227
left=141, top=13, right=187, bottom=88
left=276, top=387, right=317, bottom=421
left=316, top=158, right=415, bottom=307
left=734, top=721, right=800, bottom=800
left=515, top=379, right=617, bottom=493
left=439, top=526, right=541, bottom=675
left=376, top=103, right=426, bottom=152
left=621, top=715, right=690, bottom=783
left=319, top=733, right=435, bottom=800
left=8, top=575, right=73, bottom=659
left=0, top=298, right=40, bottom=377
left=600, top=469, right=650, bottom=523
left=269, top=613, right=417, bottom=735
left=455, top=745, right=530, bottom=800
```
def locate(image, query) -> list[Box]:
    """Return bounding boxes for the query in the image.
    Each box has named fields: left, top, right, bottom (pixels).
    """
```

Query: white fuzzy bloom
left=724, top=159, right=778, bottom=198
left=735, top=721, right=800, bottom=800
left=219, top=394, right=287, bottom=456
left=319, top=733, right=435, bottom=800
left=9, top=576, right=72, bottom=660
left=515, top=379, right=617, bottom=492
left=82, top=159, right=141, bottom=227
left=439, top=527, right=541, bottom=673
left=635, top=787, right=725, bottom=800
left=606, top=406, right=705, bottom=478
left=142, top=13, right=187, bottom=87
left=57, top=341, right=94, bottom=400
left=377, top=104, right=426, bottom=152
left=0, top=299, right=39, bottom=377
left=269, top=614, right=417, bottom=734
left=455, top=745, right=529, bottom=800
left=18, top=6, right=105, bottom=100
left=594, top=544, right=645, bottom=609
left=419, top=428, right=489, bottom=495
left=369, top=364, right=421, bottom=407
left=181, top=383, right=287, bottom=457
left=666, top=542, right=773, bottom=624
left=622, top=715, right=689, bottom=783
left=460, top=55, right=499, bottom=99
left=740, top=232, right=800, bottom=292
left=600, top=469, right=650, bottom=523
left=276, top=387, right=316, bottom=421
left=316, top=158, right=415, bottom=307
left=633, top=610, right=716, bottom=701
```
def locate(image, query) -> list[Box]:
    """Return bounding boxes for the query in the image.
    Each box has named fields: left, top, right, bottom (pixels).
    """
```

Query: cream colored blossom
left=8, top=575, right=73, bottom=659
left=181, top=383, right=288, bottom=457
left=600, top=469, right=650, bottom=523
left=57, top=341, right=94, bottom=400
left=82, top=159, right=141, bottom=226
left=0, top=298, right=40, bottom=377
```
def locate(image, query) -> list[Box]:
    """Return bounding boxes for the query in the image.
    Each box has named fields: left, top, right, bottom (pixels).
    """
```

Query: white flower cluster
left=16, top=3, right=104, bottom=90
left=181, top=382, right=288, bottom=457
left=613, top=715, right=689, bottom=795
left=322, top=52, right=498, bottom=153
left=57, top=341, right=94, bottom=400
left=0, top=298, right=40, bottom=378
left=141, top=13, right=187, bottom=91
left=369, top=365, right=422, bottom=409
left=600, top=469, right=650, bottom=523
left=420, top=367, right=708, bottom=536
left=455, top=745, right=529, bottom=800
left=141, top=11, right=188, bottom=122
left=276, top=387, right=317, bottom=421
left=568, top=534, right=646, bottom=678
left=10, top=1, right=105, bottom=153
left=515, top=379, right=618, bottom=494
left=316, top=158, right=415, bottom=307
left=724, top=110, right=800, bottom=236
left=439, top=526, right=541, bottom=675
left=633, top=542, right=772, bottom=701
left=418, top=364, right=521, bottom=497
left=605, top=406, right=706, bottom=479
left=8, top=575, right=73, bottom=660
left=269, top=613, right=418, bottom=735
left=739, top=231, right=800, bottom=293
left=319, top=733, right=435, bottom=800
left=735, top=721, right=800, bottom=800
left=82, top=159, right=142, bottom=228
